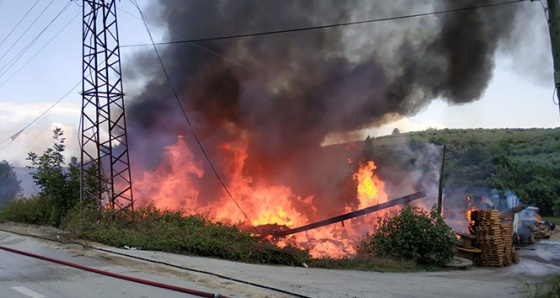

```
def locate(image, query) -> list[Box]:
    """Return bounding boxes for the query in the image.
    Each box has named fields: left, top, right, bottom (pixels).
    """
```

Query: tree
left=27, top=128, right=80, bottom=226
left=0, top=160, right=21, bottom=203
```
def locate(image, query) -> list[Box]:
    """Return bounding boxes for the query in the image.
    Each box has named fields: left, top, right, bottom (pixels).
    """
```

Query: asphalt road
left=0, top=233, right=225, bottom=298
left=2, top=223, right=560, bottom=298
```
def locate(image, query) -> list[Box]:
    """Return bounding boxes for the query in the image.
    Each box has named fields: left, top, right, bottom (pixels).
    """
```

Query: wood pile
left=500, top=223, right=514, bottom=266
left=468, top=210, right=518, bottom=267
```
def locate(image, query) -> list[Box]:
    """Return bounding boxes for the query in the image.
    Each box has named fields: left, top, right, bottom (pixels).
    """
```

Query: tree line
left=1, top=127, right=559, bottom=221
left=365, top=127, right=560, bottom=216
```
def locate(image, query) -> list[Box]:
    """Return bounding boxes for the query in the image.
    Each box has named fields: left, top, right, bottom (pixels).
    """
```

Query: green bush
left=357, top=206, right=458, bottom=266
left=66, top=206, right=311, bottom=266
left=26, top=128, right=81, bottom=227
left=0, top=195, right=53, bottom=225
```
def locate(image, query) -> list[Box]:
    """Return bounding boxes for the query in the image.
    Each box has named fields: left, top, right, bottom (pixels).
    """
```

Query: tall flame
left=133, top=136, right=391, bottom=258
left=354, top=161, right=387, bottom=209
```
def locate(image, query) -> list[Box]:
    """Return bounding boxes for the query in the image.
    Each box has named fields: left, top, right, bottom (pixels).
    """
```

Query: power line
left=130, top=0, right=258, bottom=231
left=0, top=2, right=73, bottom=79
left=0, top=81, right=81, bottom=151
left=0, top=0, right=40, bottom=49
left=117, top=6, right=269, bottom=80
left=122, top=0, right=526, bottom=228
left=0, top=2, right=72, bottom=74
left=0, top=8, right=79, bottom=86
left=118, top=4, right=314, bottom=101
left=119, top=4, right=298, bottom=113
left=122, top=0, right=525, bottom=48
left=0, top=0, right=526, bottom=151
left=537, top=0, right=549, bottom=19
left=0, top=0, right=55, bottom=65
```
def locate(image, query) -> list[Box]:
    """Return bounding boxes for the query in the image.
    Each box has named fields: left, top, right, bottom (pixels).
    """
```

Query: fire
left=133, top=136, right=390, bottom=258
left=353, top=161, right=387, bottom=209
left=133, top=136, right=204, bottom=211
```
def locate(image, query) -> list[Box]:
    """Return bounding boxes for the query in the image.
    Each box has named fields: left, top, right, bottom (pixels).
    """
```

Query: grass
left=542, top=217, right=560, bottom=225
left=0, top=195, right=54, bottom=226
left=1, top=199, right=451, bottom=272
left=60, top=205, right=311, bottom=266
left=523, top=274, right=560, bottom=298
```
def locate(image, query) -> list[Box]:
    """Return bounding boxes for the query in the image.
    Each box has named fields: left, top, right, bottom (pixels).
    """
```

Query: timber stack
left=468, top=210, right=518, bottom=267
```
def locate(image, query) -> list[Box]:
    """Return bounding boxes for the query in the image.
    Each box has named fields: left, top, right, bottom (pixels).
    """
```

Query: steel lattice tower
left=81, top=0, right=133, bottom=215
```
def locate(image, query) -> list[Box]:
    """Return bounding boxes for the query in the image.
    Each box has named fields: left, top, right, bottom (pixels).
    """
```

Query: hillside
left=359, top=127, right=560, bottom=216
left=8, top=127, right=560, bottom=216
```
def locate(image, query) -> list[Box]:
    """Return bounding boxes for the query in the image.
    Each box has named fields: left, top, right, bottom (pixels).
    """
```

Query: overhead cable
left=0, top=0, right=55, bottom=64
left=129, top=0, right=258, bottom=231
left=117, top=6, right=268, bottom=80
left=122, top=0, right=525, bottom=48
left=0, top=81, right=80, bottom=151
left=0, top=1, right=73, bottom=77
left=0, top=0, right=41, bottom=49
left=0, top=9, right=80, bottom=86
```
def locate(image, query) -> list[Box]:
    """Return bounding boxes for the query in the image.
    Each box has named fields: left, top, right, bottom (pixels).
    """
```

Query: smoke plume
left=125, top=0, right=522, bottom=214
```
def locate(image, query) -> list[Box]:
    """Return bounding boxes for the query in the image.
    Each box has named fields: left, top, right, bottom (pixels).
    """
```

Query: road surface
left=2, top=223, right=560, bottom=297
left=0, top=232, right=229, bottom=298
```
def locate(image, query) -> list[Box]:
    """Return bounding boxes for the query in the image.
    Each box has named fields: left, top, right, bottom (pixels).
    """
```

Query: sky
left=0, top=0, right=559, bottom=168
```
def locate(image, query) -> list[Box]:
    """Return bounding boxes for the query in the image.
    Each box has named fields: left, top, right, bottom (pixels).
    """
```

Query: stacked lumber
left=469, top=210, right=517, bottom=267
left=500, top=223, right=514, bottom=266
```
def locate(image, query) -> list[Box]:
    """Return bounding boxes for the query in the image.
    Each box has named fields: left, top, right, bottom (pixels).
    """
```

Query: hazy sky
left=0, top=0, right=559, bottom=167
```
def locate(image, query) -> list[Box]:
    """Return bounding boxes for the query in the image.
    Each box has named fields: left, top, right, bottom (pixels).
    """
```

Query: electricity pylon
left=80, top=0, right=134, bottom=216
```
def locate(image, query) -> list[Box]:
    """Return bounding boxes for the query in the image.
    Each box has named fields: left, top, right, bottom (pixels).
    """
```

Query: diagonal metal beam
left=272, top=191, right=426, bottom=237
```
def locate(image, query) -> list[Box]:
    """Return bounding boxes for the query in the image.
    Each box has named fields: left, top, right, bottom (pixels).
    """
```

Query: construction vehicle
left=512, top=206, right=555, bottom=244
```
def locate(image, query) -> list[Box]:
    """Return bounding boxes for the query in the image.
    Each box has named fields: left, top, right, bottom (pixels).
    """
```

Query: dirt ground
left=1, top=222, right=560, bottom=298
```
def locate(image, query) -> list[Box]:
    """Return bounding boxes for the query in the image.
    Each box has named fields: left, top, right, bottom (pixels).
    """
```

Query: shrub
left=64, top=206, right=311, bottom=266
left=0, top=195, right=53, bottom=225
left=26, top=128, right=80, bottom=227
left=357, top=206, right=458, bottom=266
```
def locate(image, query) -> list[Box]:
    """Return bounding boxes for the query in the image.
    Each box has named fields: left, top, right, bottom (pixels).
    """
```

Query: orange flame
left=353, top=161, right=387, bottom=209
left=133, top=136, right=390, bottom=258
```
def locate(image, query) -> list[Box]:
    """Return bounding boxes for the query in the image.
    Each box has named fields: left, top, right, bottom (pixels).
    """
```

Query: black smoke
left=124, top=0, right=522, bottom=214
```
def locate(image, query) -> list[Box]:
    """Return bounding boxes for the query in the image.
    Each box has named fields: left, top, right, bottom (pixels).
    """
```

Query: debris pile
left=468, top=210, right=519, bottom=267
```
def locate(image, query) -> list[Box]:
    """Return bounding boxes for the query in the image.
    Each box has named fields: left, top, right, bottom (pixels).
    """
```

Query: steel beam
left=273, top=191, right=426, bottom=237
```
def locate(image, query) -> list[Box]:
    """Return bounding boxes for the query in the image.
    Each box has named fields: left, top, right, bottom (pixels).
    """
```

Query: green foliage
left=364, top=128, right=560, bottom=216
left=26, top=128, right=80, bottom=226
left=65, top=206, right=310, bottom=266
left=0, top=160, right=21, bottom=204
left=0, top=195, right=53, bottom=225
left=523, top=274, right=560, bottom=298
left=357, top=206, right=458, bottom=266
left=435, top=129, right=560, bottom=216
left=7, top=127, right=559, bottom=269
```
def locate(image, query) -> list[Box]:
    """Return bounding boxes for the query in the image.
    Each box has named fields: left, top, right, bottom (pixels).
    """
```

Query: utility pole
left=437, top=145, right=446, bottom=215
left=547, top=0, right=560, bottom=113
left=81, top=0, right=134, bottom=216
